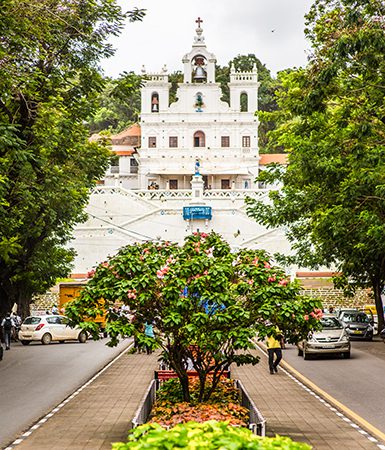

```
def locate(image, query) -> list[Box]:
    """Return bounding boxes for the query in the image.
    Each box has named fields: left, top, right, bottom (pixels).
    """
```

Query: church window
left=151, top=92, right=159, bottom=112
left=169, top=179, right=178, bottom=190
left=221, top=136, right=230, bottom=147
left=169, top=136, right=178, bottom=148
left=240, top=92, right=248, bottom=112
left=193, top=131, right=205, bottom=147
left=242, top=136, right=251, bottom=148
left=221, top=179, right=230, bottom=189
left=130, top=158, right=138, bottom=174
left=148, top=136, right=157, bottom=148
left=194, top=92, right=204, bottom=111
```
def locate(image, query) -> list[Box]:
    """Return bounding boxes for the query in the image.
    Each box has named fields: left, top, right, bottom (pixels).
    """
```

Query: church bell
left=193, top=66, right=206, bottom=82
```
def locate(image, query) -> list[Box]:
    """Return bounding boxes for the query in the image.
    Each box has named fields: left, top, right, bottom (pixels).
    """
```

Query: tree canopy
left=0, top=0, right=145, bottom=317
left=67, top=232, right=322, bottom=402
left=246, top=0, right=385, bottom=329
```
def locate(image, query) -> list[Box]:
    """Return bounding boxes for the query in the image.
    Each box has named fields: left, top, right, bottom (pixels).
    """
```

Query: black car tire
left=297, top=347, right=303, bottom=357
left=41, top=333, right=52, bottom=345
left=343, top=351, right=351, bottom=359
left=21, top=340, right=31, bottom=345
left=78, top=331, right=87, bottom=343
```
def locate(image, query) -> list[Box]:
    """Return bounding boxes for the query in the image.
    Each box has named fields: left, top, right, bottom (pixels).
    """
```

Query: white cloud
left=101, top=0, right=312, bottom=77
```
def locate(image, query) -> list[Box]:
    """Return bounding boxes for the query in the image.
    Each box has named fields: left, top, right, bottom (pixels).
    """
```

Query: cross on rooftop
left=196, top=17, right=203, bottom=27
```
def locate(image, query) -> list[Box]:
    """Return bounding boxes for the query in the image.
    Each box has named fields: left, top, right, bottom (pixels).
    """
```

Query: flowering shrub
left=112, top=421, right=311, bottom=450
left=150, top=378, right=248, bottom=427
left=67, top=232, right=322, bottom=402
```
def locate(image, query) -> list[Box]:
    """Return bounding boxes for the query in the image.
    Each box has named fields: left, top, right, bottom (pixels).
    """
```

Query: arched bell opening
left=240, top=92, right=248, bottom=112
left=192, top=55, right=207, bottom=83
left=151, top=92, right=159, bottom=112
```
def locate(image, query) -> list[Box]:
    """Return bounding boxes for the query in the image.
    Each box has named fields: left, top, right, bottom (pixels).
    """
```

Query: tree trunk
left=0, top=285, right=14, bottom=318
left=372, top=279, right=385, bottom=333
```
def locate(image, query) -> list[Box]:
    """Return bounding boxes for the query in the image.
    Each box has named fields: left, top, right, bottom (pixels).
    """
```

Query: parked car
left=336, top=308, right=359, bottom=320
left=18, top=315, right=88, bottom=345
left=339, top=311, right=374, bottom=340
left=297, top=315, right=350, bottom=360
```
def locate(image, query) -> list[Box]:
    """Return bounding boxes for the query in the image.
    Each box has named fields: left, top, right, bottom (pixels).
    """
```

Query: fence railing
left=235, top=379, right=266, bottom=436
left=131, top=379, right=157, bottom=429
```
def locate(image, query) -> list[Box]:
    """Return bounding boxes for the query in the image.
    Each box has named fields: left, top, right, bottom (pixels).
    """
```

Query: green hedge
left=113, top=421, right=311, bottom=450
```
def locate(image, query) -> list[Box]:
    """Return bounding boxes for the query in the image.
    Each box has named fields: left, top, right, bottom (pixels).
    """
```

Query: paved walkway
left=6, top=346, right=383, bottom=450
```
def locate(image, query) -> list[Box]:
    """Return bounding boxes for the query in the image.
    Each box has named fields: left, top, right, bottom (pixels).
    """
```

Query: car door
left=46, top=316, right=66, bottom=340
left=60, top=316, right=78, bottom=340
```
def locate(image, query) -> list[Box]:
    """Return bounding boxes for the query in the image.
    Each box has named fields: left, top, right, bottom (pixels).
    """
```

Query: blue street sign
left=183, top=206, right=212, bottom=220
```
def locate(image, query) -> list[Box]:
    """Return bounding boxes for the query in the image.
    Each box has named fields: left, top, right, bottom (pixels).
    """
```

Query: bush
left=112, top=421, right=311, bottom=449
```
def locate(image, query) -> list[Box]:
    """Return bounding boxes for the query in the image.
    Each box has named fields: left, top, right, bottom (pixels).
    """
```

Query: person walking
left=144, top=321, right=155, bottom=355
left=1, top=313, right=15, bottom=350
left=266, top=328, right=283, bottom=374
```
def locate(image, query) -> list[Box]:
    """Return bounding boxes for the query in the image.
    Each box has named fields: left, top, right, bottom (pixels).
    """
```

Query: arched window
left=240, top=92, right=248, bottom=112
left=193, top=131, right=205, bottom=148
left=151, top=92, right=159, bottom=112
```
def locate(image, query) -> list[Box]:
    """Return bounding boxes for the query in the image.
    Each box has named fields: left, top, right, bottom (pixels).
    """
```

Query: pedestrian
left=51, top=305, right=59, bottom=315
left=266, top=328, right=283, bottom=374
left=144, top=321, right=155, bottom=355
left=1, top=313, right=15, bottom=350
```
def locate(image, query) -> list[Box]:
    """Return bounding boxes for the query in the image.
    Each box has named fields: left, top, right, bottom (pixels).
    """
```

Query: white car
left=297, top=315, right=351, bottom=359
left=19, top=315, right=87, bottom=345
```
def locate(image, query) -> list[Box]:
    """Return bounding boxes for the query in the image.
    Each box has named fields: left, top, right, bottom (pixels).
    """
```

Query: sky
left=101, top=0, right=313, bottom=78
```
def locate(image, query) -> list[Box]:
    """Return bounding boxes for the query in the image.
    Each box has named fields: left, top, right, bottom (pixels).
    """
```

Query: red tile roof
left=259, top=154, right=288, bottom=165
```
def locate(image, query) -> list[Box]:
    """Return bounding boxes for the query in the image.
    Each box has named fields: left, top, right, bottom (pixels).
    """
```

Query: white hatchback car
left=19, top=315, right=87, bottom=345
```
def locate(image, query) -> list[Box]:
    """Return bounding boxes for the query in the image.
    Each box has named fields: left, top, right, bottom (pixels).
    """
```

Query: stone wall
left=300, top=288, right=373, bottom=310
left=31, top=292, right=59, bottom=313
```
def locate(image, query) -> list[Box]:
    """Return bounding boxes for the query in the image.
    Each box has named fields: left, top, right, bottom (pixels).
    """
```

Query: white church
left=71, top=19, right=291, bottom=277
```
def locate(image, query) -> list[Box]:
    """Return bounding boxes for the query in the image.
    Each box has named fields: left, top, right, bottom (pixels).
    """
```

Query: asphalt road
left=0, top=337, right=132, bottom=448
left=282, top=337, right=385, bottom=433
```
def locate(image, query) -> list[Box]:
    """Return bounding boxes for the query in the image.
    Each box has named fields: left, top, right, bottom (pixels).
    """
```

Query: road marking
left=255, top=341, right=385, bottom=449
left=5, top=339, right=133, bottom=449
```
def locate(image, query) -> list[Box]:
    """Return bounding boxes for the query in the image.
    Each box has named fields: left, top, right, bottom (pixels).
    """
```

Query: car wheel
left=21, top=340, right=31, bottom=345
left=41, top=333, right=52, bottom=345
left=343, top=351, right=351, bottom=359
left=303, top=348, right=310, bottom=360
left=78, top=331, right=87, bottom=343
left=297, top=347, right=303, bottom=357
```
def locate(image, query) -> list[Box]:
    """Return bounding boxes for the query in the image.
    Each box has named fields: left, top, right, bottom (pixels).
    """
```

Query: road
left=282, top=337, right=385, bottom=433
left=0, top=337, right=132, bottom=448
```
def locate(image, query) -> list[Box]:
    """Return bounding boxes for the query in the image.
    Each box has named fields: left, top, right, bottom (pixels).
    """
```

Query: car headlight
left=340, top=332, right=349, bottom=341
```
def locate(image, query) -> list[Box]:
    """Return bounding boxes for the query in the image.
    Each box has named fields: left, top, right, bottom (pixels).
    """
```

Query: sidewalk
left=7, top=346, right=383, bottom=450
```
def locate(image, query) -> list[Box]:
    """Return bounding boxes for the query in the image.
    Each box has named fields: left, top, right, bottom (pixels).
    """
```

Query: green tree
left=246, top=0, right=385, bottom=330
left=88, top=72, right=143, bottom=134
left=0, top=0, right=145, bottom=317
left=67, top=232, right=321, bottom=402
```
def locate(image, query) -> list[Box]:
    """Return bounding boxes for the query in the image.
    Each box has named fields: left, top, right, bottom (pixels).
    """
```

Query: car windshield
left=23, top=317, right=41, bottom=325
left=342, top=313, right=370, bottom=323
left=320, top=317, right=343, bottom=329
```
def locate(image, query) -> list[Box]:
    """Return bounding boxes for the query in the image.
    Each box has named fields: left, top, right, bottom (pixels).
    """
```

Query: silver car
left=298, top=315, right=351, bottom=360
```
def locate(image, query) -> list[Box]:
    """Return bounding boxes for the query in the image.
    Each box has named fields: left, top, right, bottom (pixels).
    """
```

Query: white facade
left=138, top=22, right=260, bottom=191
left=70, top=21, right=291, bottom=275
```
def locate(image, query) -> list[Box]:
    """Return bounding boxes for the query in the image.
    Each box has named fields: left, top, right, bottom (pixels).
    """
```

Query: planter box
left=131, top=377, right=266, bottom=436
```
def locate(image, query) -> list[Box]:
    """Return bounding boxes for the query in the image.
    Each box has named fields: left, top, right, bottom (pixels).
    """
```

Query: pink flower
left=203, top=270, right=208, bottom=275
left=267, top=275, right=276, bottom=283
left=292, top=314, right=295, bottom=319
left=247, top=279, right=254, bottom=285
left=200, top=232, right=208, bottom=238
left=157, top=270, right=165, bottom=279
left=304, top=315, right=309, bottom=321
left=264, top=262, right=271, bottom=269
left=278, top=279, right=288, bottom=286
left=101, top=261, right=109, bottom=268
left=87, top=269, right=96, bottom=278
left=127, top=289, right=137, bottom=299
left=253, top=258, right=259, bottom=265
left=310, top=311, right=316, bottom=318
